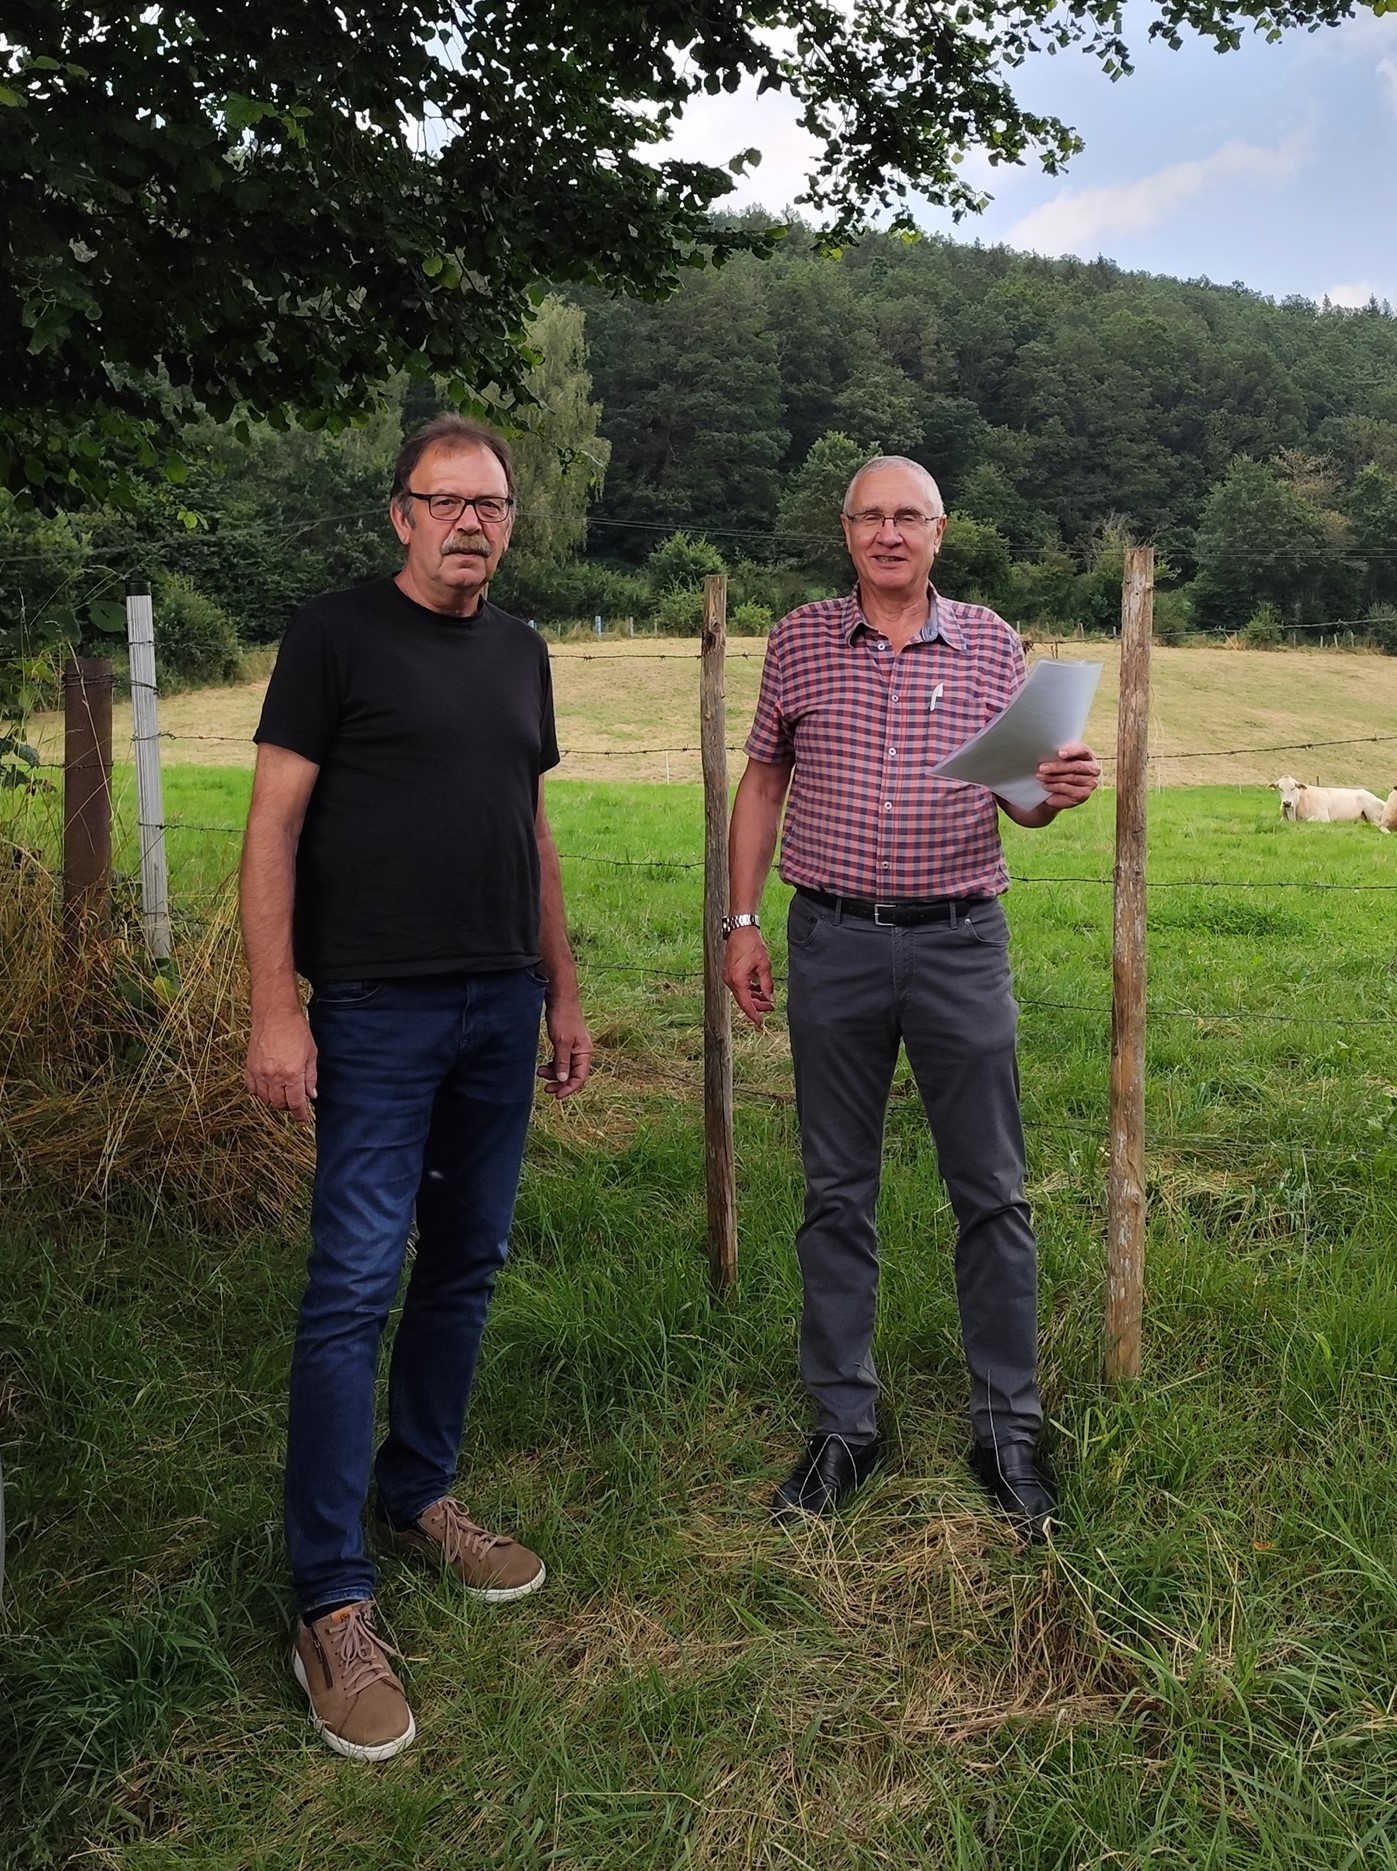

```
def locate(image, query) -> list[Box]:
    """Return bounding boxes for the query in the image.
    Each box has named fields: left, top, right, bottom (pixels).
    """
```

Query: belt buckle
left=873, top=902, right=895, bottom=926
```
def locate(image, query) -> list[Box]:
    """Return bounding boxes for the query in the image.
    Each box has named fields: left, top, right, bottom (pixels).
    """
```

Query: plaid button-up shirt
left=744, top=587, right=1025, bottom=900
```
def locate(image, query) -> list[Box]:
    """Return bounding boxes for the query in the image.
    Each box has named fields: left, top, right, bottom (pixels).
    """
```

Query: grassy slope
left=24, top=637, right=1397, bottom=787
left=4, top=779, right=1397, bottom=1867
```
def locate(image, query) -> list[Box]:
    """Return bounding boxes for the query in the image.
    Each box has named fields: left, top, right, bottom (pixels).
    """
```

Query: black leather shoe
left=968, top=1441, right=1056, bottom=1542
left=771, top=1434, right=884, bottom=1521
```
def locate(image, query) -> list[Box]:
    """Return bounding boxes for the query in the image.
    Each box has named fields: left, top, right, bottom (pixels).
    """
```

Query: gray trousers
left=785, top=890, right=1042, bottom=1450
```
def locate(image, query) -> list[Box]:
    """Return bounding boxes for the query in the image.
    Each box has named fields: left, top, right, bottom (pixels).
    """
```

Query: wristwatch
left=720, top=912, right=761, bottom=938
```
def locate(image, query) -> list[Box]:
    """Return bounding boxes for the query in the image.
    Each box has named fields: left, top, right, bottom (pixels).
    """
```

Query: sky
left=662, top=4, right=1397, bottom=309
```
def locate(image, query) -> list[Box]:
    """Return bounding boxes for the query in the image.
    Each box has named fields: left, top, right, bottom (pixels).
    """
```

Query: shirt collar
left=843, top=585, right=964, bottom=651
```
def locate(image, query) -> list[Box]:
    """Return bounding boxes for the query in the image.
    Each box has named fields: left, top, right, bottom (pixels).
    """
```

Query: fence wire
left=15, top=618, right=1397, bottom=1182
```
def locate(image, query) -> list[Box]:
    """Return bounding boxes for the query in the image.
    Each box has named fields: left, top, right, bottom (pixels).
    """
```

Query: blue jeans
left=285, top=968, right=545, bottom=1616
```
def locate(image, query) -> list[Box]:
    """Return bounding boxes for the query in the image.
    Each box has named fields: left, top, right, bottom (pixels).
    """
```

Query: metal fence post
left=125, top=578, right=172, bottom=961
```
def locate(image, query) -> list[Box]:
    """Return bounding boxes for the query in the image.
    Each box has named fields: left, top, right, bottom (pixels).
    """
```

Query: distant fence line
left=36, top=723, right=1397, bottom=764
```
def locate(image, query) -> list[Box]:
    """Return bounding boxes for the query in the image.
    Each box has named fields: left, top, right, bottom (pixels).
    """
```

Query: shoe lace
left=325, top=1602, right=401, bottom=1697
left=428, top=1497, right=510, bottom=1563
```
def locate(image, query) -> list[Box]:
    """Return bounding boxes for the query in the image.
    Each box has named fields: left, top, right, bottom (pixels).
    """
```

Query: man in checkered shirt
left=724, top=455, right=1100, bottom=1539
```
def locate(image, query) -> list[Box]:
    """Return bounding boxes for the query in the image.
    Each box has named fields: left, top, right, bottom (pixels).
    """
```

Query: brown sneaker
left=377, top=1496, right=546, bottom=1602
left=292, top=1600, right=415, bottom=1762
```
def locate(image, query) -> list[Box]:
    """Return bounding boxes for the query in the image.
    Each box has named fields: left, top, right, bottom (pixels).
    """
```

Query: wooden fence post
left=62, top=654, right=114, bottom=944
left=700, top=574, right=737, bottom=1290
left=125, top=579, right=172, bottom=962
left=1104, top=545, right=1153, bottom=1383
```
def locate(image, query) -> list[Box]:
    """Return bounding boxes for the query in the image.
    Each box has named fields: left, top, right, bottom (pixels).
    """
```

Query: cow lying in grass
left=1274, top=776, right=1388, bottom=827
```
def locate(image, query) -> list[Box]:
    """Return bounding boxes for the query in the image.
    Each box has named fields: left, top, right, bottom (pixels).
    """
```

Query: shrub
left=1152, top=587, right=1193, bottom=646
left=1240, top=602, right=1285, bottom=649
left=1007, top=549, right=1084, bottom=630
left=934, top=515, right=1012, bottom=609
left=493, top=557, right=648, bottom=629
left=644, top=531, right=726, bottom=596
left=1363, top=604, right=1397, bottom=655
left=653, top=587, right=705, bottom=635
left=730, top=558, right=823, bottom=617
left=730, top=601, right=773, bottom=636
left=152, top=575, right=244, bottom=688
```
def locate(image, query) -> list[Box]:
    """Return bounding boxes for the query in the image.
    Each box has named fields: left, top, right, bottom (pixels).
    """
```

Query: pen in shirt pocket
left=928, top=682, right=945, bottom=712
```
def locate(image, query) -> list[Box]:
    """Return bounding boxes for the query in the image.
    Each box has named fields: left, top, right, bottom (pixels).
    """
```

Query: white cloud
left=1309, top=6, right=1397, bottom=63
left=1324, top=281, right=1388, bottom=309
left=1379, top=56, right=1397, bottom=115
left=661, top=82, right=820, bottom=214
left=1005, top=132, right=1310, bottom=255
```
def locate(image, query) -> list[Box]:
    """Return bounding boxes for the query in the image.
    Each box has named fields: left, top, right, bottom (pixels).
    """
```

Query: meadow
left=3, top=650, right=1397, bottom=1866
left=24, top=634, right=1397, bottom=787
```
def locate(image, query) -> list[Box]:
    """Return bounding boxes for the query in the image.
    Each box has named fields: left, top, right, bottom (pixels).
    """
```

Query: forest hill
left=4, top=230, right=1396, bottom=686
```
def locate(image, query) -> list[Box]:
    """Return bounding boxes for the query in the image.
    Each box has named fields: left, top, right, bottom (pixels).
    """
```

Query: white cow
left=1382, top=789, right=1397, bottom=834
left=1273, top=775, right=1388, bottom=827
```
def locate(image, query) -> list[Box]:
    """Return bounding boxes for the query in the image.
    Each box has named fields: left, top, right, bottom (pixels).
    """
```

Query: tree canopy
left=575, top=232, right=1397, bottom=589
left=3, top=0, right=1381, bottom=505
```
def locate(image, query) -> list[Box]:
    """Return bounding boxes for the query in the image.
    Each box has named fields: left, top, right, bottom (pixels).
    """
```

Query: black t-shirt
left=254, top=577, right=560, bottom=980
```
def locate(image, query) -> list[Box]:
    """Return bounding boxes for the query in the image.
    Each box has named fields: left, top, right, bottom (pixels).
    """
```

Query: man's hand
left=1038, top=741, right=1101, bottom=810
left=540, top=993, right=593, bottom=1100
left=245, top=1008, right=318, bottom=1124
left=724, top=927, right=776, bottom=1028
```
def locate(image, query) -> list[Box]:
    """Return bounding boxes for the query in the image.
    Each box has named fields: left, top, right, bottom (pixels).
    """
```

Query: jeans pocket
left=310, top=978, right=384, bottom=1006
left=787, top=899, right=823, bottom=951
left=961, top=902, right=1008, bottom=946
left=525, top=964, right=550, bottom=991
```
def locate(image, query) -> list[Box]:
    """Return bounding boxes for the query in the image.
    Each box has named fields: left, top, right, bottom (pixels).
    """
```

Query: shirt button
left=888, top=748, right=897, bottom=758
left=883, top=801, right=893, bottom=811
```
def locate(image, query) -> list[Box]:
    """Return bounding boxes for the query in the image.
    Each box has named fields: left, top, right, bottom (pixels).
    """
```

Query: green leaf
left=224, top=94, right=278, bottom=132
left=87, top=600, right=127, bottom=636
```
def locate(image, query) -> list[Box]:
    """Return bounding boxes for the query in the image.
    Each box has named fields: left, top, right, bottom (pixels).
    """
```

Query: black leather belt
left=795, top=886, right=988, bottom=927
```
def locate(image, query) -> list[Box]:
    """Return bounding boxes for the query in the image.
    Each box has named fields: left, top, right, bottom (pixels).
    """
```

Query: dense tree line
left=5, top=232, right=1397, bottom=716
left=572, top=227, right=1397, bottom=636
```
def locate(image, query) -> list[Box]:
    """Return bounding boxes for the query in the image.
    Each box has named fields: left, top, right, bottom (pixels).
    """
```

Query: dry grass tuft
left=526, top=1503, right=1144, bottom=1869
left=0, top=861, right=312, bottom=1227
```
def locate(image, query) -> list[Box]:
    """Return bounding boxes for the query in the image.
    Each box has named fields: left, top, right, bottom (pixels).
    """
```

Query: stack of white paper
left=930, top=660, right=1103, bottom=810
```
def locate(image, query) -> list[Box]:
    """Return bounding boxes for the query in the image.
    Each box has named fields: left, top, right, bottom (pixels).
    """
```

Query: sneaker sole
left=470, top=1558, right=546, bottom=1603
left=292, top=1650, right=416, bottom=1763
left=376, top=1527, right=547, bottom=1602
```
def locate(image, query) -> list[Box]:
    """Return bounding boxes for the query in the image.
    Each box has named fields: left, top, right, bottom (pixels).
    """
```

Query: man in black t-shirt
left=240, top=414, right=591, bottom=1763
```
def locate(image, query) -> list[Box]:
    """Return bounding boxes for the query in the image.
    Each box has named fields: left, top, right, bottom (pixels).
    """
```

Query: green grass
left=4, top=779, right=1397, bottom=1867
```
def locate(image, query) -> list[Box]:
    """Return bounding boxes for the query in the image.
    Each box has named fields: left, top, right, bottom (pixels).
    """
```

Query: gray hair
left=391, top=414, right=515, bottom=515
left=843, top=456, right=944, bottom=518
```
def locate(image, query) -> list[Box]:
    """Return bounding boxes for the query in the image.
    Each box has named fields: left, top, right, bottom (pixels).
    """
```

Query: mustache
left=441, top=533, right=490, bottom=557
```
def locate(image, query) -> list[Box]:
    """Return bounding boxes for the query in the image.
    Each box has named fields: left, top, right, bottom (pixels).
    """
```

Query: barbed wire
left=19, top=806, right=1397, bottom=898
left=1116, top=732, right=1397, bottom=761
left=104, top=718, right=1397, bottom=767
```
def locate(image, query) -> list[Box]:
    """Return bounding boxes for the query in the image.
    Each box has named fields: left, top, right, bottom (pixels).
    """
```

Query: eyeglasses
left=844, top=508, right=944, bottom=532
left=406, top=490, right=515, bottom=526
